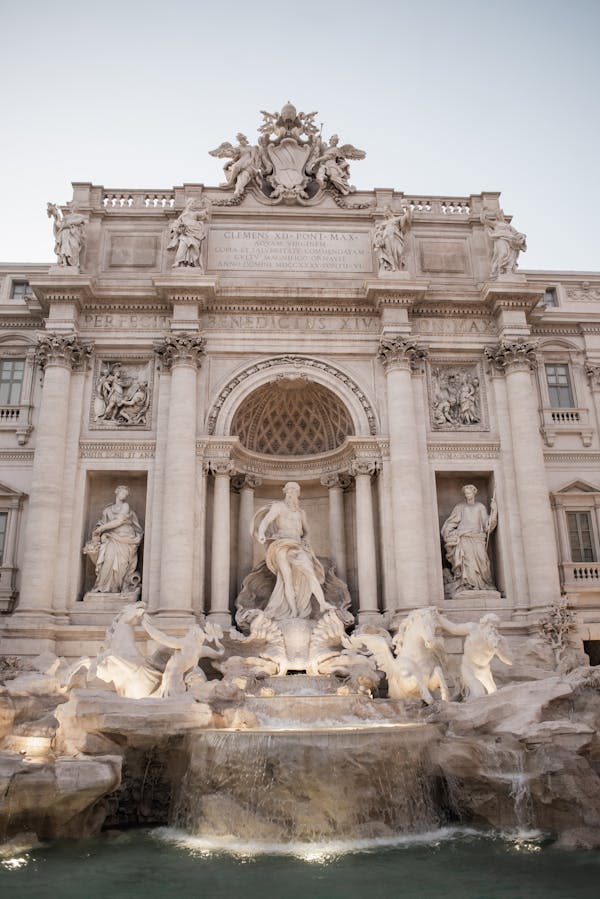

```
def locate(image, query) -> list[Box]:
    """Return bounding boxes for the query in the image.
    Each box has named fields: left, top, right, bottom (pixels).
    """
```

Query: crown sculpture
left=209, top=101, right=366, bottom=205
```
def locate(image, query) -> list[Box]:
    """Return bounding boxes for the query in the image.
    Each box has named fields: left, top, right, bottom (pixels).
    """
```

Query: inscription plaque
left=208, top=229, right=373, bottom=273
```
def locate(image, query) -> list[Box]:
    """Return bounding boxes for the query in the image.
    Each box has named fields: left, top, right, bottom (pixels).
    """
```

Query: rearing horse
left=352, top=608, right=449, bottom=704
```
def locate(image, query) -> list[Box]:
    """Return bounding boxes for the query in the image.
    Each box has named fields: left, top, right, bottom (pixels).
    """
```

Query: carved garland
left=207, top=355, right=378, bottom=436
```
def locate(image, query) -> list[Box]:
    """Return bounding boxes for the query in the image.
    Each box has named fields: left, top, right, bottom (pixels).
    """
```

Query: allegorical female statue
left=167, top=198, right=211, bottom=269
left=47, top=202, right=86, bottom=267
left=441, top=484, right=497, bottom=592
left=83, top=485, right=144, bottom=596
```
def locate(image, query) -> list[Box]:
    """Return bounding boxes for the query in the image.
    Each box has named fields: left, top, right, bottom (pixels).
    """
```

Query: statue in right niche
left=441, top=484, right=497, bottom=593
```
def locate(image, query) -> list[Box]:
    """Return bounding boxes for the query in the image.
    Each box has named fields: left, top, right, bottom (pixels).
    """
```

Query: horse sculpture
left=351, top=608, right=449, bottom=703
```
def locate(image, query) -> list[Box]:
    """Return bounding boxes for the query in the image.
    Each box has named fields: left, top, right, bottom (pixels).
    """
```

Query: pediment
left=554, top=479, right=600, bottom=495
left=0, top=480, right=26, bottom=501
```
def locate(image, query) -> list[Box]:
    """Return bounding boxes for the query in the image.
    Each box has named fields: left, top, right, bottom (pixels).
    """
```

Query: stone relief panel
left=103, top=232, right=162, bottom=270
left=427, top=360, right=488, bottom=431
left=90, top=356, right=153, bottom=430
left=418, top=238, right=469, bottom=275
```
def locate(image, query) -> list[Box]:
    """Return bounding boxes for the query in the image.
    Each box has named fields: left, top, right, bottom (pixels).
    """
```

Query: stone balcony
left=0, top=404, right=33, bottom=445
left=540, top=406, right=593, bottom=447
left=560, top=561, right=600, bottom=592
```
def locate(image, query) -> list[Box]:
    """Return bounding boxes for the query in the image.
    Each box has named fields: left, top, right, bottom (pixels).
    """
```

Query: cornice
left=544, top=453, right=600, bottom=465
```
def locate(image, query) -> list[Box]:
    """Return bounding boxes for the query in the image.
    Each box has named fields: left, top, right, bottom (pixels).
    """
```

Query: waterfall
left=172, top=725, right=443, bottom=842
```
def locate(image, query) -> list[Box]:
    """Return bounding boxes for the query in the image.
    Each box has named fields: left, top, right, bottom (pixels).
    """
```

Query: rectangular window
left=567, top=511, right=597, bottom=563
left=0, top=359, right=25, bottom=404
left=10, top=281, right=32, bottom=300
left=543, top=288, right=557, bottom=307
left=545, top=364, right=574, bottom=407
left=0, top=512, right=6, bottom=565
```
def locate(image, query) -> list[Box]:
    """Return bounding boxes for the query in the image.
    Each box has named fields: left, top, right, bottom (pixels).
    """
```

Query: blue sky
left=1, top=0, right=598, bottom=270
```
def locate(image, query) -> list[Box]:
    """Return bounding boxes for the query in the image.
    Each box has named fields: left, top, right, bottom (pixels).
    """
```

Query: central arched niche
left=231, top=376, right=354, bottom=455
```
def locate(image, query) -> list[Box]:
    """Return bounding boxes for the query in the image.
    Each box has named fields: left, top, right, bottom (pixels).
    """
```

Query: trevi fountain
left=1, top=102, right=600, bottom=897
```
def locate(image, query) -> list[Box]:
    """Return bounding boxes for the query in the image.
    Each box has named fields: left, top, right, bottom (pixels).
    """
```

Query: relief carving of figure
left=47, top=202, right=86, bottom=267
left=481, top=207, right=527, bottom=278
left=167, top=198, right=211, bottom=269
left=94, top=363, right=150, bottom=426
left=438, top=612, right=512, bottom=698
left=83, top=486, right=144, bottom=596
left=373, top=206, right=412, bottom=272
left=253, top=482, right=333, bottom=620
left=431, top=368, right=481, bottom=428
left=441, top=484, right=497, bottom=592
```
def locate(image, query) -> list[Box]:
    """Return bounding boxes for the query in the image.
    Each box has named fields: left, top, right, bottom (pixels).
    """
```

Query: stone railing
left=540, top=407, right=593, bottom=447
left=404, top=197, right=471, bottom=216
left=102, top=190, right=175, bottom=210
left=560, top=562, right=600, bottom=588
left=0, top=404, right=33, bottom=445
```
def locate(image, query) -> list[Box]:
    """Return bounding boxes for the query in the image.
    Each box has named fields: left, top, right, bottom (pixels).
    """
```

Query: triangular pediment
left=0, top=480, right=26, bottom=500
left=555, top=479, right=600, bottom=495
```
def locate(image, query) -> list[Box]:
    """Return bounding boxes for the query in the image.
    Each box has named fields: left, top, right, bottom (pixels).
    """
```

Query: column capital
left=321, top=472, right=352, bottom=489
left=208, top=459, right=235, bottom=477
left=34, top=331, right=92, bottom=371
left=232, top=473, right=262, bottom=492
left=350, top=459, right=380, bottom=478
left=585, top=362, right=600, bottom=391
left=484, top=338, right=538, bottom=374
left=154, top=332, right=206, bottom=370
left=377, top=335, right=427, bottom=373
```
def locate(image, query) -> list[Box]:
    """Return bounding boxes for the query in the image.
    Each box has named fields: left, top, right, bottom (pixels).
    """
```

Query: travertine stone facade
left=1, top=104, right=600, bottom=657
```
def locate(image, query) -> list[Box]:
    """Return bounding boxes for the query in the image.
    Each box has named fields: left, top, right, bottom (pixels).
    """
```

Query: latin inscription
left=208, top=229, right=373, bottom=273
left=82, top=313, right=171, bottom=330
left=204, top=314, right=378, bottom=331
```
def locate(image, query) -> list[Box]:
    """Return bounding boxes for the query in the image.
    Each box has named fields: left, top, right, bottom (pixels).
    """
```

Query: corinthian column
left=377, top=336, right=429, bottom=610
left=154, top=333, right=205, bottom=618
left=350, top=460, right=380, bottom=622
left=18, top=333, right=91, bottom=617
left=234, top=474, right=262, bottom=591
left=209, top=461, right=234, bottom=627
left=486, top=339, right=561, bottom=609
left=321, top=473, right=348, bottom=582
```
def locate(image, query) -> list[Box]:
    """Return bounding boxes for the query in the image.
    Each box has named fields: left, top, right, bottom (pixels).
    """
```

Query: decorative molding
left=544, top=452, right=600, bottom=465
left=207, top=355, right=378, bottom=437
left=79, top=440, right=156, bottom=459
left=0, top=451, right=34, bottom=463
left=585, top=363, right=600, bottom=390
left=427, top=441, right=500, bottom=460
left=377, top=335, right=428, bottom=372
left=153, top=332, right=206, bottom=370
left=349, top=459, right=380, bottom=477
left=566, top=286, right=600, bottom=302
left=35, top=332, right=92, bottom=371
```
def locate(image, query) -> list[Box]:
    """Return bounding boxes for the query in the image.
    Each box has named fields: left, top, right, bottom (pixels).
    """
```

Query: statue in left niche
left=167, top=198, right=211, bottom=269
left=47, top=202, right=86, bottom=268
left=83, top=485, right=144, bottom=598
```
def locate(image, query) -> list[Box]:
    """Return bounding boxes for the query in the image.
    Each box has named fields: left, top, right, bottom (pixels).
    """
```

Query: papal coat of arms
left=209, top=102, right=365, bottom=205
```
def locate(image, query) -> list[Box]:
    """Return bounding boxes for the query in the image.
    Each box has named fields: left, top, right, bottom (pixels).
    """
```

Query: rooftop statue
left=209, top=102, right=365, bottom=204
left=47, top=202, right=86, bottom=268
left=481, top=207, right=527, bottom=278
left=167, top=198, right=211, bottom=269
left=373, top=205, right=413, bottom=272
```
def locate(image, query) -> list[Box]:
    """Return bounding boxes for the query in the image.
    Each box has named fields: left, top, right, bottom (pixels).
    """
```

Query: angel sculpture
left=350, top=608, right=450, bottom=704
left=308, top=134, right=365, bottom=195
left=209, top=133, right=264, bottom=198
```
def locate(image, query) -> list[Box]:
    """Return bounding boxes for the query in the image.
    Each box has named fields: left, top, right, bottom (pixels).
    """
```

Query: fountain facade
left=0, top=101, right=600, bottom=851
